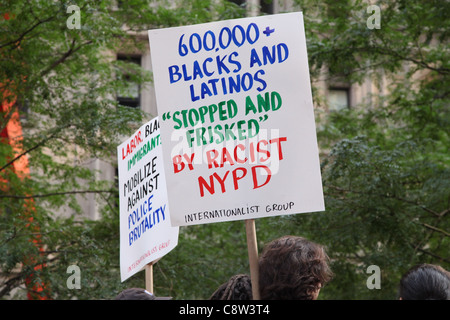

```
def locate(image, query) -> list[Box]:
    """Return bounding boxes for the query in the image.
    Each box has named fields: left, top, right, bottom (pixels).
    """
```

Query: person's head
left=258, top=235, right=333, bottom=300
left=209, top=274, right=253, bottom=300
left=115, top=288, right=171, bottom=300
left=398, top=264, right=450, bottom=300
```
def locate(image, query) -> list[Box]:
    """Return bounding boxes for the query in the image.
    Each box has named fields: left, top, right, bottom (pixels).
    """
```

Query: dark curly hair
left=398, top=264, right=450, bottom=300
left=258, top=235, right=333, bottom=300
left=209, top=274, right=253, bottom=300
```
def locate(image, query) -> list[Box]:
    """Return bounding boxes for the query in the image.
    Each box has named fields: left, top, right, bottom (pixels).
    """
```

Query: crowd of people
left=116, top=235, right=450, bottom=300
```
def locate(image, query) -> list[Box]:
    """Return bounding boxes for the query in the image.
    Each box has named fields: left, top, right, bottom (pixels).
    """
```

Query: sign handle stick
left=245, top=219, right=260, bottom=300
left=145, top=263, right=154, bottom=293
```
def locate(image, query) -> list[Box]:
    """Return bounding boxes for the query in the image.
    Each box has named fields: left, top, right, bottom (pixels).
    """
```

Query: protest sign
left=117, top=117, right=179, bottom=282
left=148, top=12, right=324, bottom=227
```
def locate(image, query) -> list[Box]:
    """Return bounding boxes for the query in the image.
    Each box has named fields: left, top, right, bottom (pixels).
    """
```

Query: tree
left=1, top=0, right=448, bottom=300
left=289, top=0, right=449, bottom=299
left=0, top=0, right=245, bottom=299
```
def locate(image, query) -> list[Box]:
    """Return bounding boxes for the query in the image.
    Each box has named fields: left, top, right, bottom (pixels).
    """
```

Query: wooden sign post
left=145, top=263, right=154, bottom=293
left=245, top=219, right=260, bottom=300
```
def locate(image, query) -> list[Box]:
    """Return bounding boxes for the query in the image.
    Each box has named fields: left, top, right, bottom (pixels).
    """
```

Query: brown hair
left=258, top=236, right=333, bottom=300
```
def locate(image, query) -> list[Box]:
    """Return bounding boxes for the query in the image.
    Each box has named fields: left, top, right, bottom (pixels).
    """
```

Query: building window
left=117, top=54, right=141, bottom=108
left=16, top=97, right=29, bottom=120
left=228, top=0, right=246, bottom=8
left=261, top=0, right=274, bottom=14
left=328, top=87, right=350, bottom=111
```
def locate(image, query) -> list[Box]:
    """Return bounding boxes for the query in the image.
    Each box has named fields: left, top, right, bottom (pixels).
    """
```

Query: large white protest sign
left=148, top=12, right=324, bottom=227
left=118, top=117, right=179, bottom=281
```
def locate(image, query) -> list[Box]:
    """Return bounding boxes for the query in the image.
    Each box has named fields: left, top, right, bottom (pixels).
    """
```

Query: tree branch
left=0, top=189, right=115, bottom=199
left=0, top=272, right=24, bottom=298
left=421, top=223, right=450, bottom=237
left=327, top=185, right=444, bottom=218
left=0, top=15, right=55, bottom=50
left=0, top=129, right=60, bottom=173
left=40, top=39, right=93, bottom=78
left=416, top=247, right=450, bottom=264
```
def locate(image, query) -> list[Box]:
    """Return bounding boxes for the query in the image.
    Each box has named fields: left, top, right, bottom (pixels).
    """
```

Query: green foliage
left=292, top=0, right=449, bottom=299
left=302, top=136, right=449, bottom=299
left=0, top=0, right=246, bottom=299
left=1, top=0, right=448, bottom=300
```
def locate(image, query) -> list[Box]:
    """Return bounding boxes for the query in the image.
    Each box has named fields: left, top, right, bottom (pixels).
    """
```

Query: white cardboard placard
left=118, top=117, right=179, bottom=281
left=148, top=13, right=324, bottom=226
